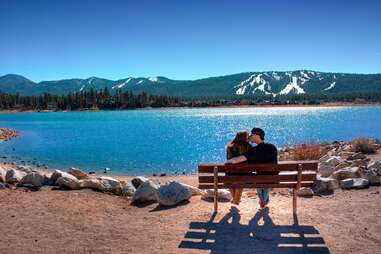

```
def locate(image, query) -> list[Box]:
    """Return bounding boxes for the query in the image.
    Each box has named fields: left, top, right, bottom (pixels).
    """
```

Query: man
left=226, top=127, right=278, bottom=209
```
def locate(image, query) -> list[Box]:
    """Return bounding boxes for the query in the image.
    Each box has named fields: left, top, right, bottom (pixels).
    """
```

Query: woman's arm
left=225, top=155, right=247, bottom=164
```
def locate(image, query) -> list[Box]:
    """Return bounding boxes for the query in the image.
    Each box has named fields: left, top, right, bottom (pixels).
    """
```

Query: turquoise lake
left=0, top=106, right=380, bottom=175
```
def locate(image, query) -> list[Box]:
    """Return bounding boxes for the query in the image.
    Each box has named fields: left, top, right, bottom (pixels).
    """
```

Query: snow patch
left=148, top=76, right=159, bottom=82
left=279, top=77, right=305, bottom=95
left=235, top=74, right=275, bottom=96
left=137, top=80, right=145, bottom=85
left=112, top=78, right=132, bottom=89
left=79, top=85, right=85, bottom=92
left=323, top=81, right=336, bottom=91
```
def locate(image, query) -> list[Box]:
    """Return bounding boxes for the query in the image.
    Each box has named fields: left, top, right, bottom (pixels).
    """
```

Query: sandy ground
left=0, top=174, right=380, bottom=254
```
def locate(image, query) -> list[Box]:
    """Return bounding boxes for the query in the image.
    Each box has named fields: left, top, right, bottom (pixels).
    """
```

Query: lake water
left=0, top=106, right=380, bottom=175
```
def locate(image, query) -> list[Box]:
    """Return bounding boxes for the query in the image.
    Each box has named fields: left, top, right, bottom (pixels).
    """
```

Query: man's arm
left=225, top=155, right=247, bottom=164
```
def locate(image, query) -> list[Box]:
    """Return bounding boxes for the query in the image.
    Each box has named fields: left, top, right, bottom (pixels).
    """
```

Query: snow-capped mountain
left=0, top=71, right=380, bottom=98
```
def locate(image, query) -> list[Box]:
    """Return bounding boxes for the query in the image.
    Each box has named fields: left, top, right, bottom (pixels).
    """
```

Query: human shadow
left=179, top=207, right=330, bottom=254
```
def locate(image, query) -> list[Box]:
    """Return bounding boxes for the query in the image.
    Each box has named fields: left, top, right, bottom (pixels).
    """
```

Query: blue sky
left=0, top=0, right=380, bottom=82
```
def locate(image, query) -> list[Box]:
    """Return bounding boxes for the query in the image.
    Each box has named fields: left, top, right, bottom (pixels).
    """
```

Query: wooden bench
left=198, top=161, right=318, bottom=214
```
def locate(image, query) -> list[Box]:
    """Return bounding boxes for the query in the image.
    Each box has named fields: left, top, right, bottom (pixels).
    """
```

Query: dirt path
left=0, top=183, right=380, bottom=254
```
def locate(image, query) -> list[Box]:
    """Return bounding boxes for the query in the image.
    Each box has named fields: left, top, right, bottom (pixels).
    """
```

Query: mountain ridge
left=1, top=70, right=381, bottom=98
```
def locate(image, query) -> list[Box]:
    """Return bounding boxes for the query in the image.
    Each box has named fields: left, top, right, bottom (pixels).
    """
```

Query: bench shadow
left=179, top=207, right=330, bottom=254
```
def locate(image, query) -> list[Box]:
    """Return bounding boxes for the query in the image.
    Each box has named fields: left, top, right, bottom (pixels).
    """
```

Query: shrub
left=350, top=137, right=376, bottom=154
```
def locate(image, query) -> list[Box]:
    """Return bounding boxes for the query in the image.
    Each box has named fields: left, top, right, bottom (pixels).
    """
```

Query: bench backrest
left=198, top=161, right=318, bottom=189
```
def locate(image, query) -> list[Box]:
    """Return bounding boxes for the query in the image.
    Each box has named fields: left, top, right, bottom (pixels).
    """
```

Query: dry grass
left=350, top=137, right=376, bottom=154
left=282, top=142, right=325, bottom=161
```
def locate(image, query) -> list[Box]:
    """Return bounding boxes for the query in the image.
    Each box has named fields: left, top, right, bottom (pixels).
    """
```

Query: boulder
left=312, top=176, right=339, bottom=195
left=0, top=167, right=7, bottom=182
left=340, top=178, right=369, bottom=189
left=20, top=172, right=48, bottom=187
left=297, top=187, right=314, bottom=198
left=338, top=151, right=355, bottom=159
left=156, top=181, right=192, bottom=206
left=16, top=165, right=33, bottom=174
left=318, top=154, right=330, bottom=163
left=178, top=182, right=204, bottom=196
left=202, top=189, right=232, bottom=201
left=368, top=160, right=381, bottom=175
left=318, top=163, right=335, bottom=177
left=121, top=181, right=136, bottom=196
left=79, top=176, right=122, bottom=194
left=132, top=180, right=160, bottom=203
left=131, top=176, right=150, bottom=189
left=349, top=159, right=370, bottom=168
left=324, top=156, right=342, bottom=167
left=362, top=169, right=381, bottom=185
left=5, top=169, right=27, bottom=183
left=98, top=176, right=123, bottom=195
left=335, top=160, right=350, bottom=169
left=347, top=152, right=366, bottom=161
left=56, top=174, right=80, bottom=190
left=67, top=168, right=89, bottom=180
left=332, top=167, right=361, bottom=181
left=50, top=170, right=76, bottom=185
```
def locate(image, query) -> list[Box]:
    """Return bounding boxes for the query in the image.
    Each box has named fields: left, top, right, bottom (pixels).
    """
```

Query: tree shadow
left=179, top=207, right=330, bottom=254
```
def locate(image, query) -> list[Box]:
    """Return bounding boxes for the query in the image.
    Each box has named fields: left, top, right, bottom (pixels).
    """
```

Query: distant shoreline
left=1, top=102, right=381, bottom=113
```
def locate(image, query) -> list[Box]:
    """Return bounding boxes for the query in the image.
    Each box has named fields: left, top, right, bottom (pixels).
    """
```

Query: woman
left=226, top=130, right=251, bottom=205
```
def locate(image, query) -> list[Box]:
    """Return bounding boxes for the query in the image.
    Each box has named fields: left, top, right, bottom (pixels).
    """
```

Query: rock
left=5, top=169, right=27, bottom=183
left=178, top=182, right=204, bottom=196
left=16, top=165, right=33, bottom=174
left=347, top=152, right=366, bottom=161
left=132, top=180, right=160, bottom=203
left=362, top=169, right=381, bottom=185
left=121, top=181, right=136, bottom=196
left=56, top=174, right=80, bottom=190
left=332, top=167, right=361, bottom=181
left=98, top=176, right=123, bottom=195
left=131, top=176, right=150, bottom=189
left=156, top=181, right=192, bottom=206
left=324, top=156, right=342, bottom=167
left=342, top=144, right=352, bottom=151
left=79, top=176, right=123, bottom=195
left=20, top=172, right=48, bottom=187
left=368, top=160, right=381, bottom=175
left=318, top=154, right=330, bottom=163
left=50, top=170, right=76, bottom=185
left=67, top=168, right=89, bottom=180
left=335, top=161, right=351, bottom=170
left=337, top=151, right=355, bottom=159
left=202, top=189, right=232, bottom=201
left=297, top=187, right=314, bottom=198
left=312, top=176, right=339, bottom=195
left=340, top=178, right=369, bottom=189
left=318, top=163, right=335, bottom=177
left=0, top=166, right=7, bottom=182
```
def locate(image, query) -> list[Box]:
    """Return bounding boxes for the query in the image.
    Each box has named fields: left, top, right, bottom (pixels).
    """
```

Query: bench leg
left=213, top=166, right=218, bottom=213
left=293, top=188, right=297, bottom=215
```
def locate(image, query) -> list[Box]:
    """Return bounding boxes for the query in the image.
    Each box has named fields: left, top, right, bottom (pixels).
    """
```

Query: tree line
left=1, top=88, right=381, bottom=111
left=0, top=88, right=180, bottom=110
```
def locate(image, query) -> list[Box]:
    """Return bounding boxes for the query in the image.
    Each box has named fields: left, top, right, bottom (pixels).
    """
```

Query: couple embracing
left=225, top=127, right=278, bottom=209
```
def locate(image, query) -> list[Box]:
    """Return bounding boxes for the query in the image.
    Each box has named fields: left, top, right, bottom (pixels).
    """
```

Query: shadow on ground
left=179, top=207, right=330, bottom=254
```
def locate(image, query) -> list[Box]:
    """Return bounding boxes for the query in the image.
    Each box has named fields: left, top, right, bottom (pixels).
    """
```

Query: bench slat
left=199, top=172, right=316, bottom=184
left=198, top=161, right=318, bottom=173
left=198, top=181, right=315, bottom=189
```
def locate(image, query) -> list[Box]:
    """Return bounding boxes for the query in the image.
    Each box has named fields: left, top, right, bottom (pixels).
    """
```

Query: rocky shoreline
left=1, top=137, right=380, bottom=208
left=0, top=128, right=17, bottom=141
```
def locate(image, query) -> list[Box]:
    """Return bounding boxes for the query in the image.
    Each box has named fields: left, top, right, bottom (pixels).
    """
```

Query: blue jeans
left=257, top=188, right=270, bottom=203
